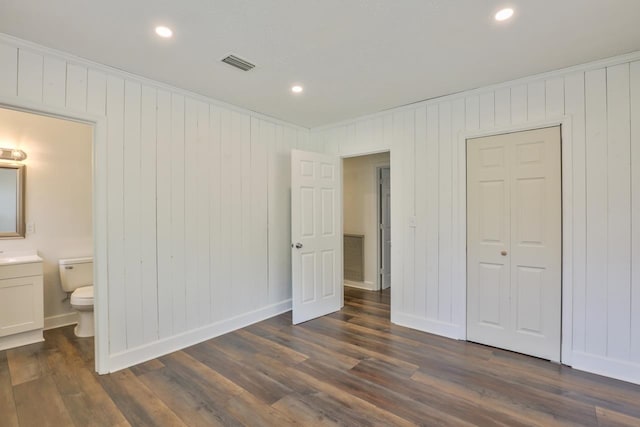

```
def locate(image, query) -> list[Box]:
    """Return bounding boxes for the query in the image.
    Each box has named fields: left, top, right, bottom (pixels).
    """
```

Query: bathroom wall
left=0, top=107, right=93, bottom=327
left=343, top=152, right=389, bottom=289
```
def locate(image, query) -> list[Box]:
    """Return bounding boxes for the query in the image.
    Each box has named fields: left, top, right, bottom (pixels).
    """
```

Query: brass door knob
left=501, top=250, right=508, bottom=256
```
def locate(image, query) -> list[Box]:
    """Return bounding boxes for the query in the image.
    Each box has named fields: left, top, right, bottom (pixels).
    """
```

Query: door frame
left=458, top=116, right=573, bottom=365
left=0, top=95, right=110, bottom=374
left=375, top=163, right=390, bottom=291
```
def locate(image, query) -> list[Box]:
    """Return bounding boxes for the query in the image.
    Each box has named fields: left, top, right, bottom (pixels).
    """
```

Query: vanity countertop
left=0, top=250, right=43, bottom=266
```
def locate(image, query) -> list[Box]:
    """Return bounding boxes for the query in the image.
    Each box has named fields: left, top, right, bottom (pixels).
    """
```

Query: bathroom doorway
left=0, top=100, right=107, bottom=373
left=342, top=152, right=391, bottom=314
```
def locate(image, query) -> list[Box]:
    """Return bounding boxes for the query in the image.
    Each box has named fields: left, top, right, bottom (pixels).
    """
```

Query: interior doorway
left=342, top=152, right=390, bottom=302
left=466, top=126, right=562, bottom=362
left=0, top=98, right=107, bottom=373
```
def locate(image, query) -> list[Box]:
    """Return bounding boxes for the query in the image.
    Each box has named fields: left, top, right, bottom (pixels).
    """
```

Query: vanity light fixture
left=0, top=148, right=27, bottom=161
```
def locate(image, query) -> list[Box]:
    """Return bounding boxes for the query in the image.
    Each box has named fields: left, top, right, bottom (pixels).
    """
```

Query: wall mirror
left=0, top=163, right=25, bottom=238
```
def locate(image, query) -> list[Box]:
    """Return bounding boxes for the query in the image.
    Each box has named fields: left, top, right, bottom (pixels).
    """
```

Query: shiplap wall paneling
left=217, top=108, right=233, bottom=320
left=314, top=54, right=640, bottom=382
left=511, top=85, right=528, bottom=125
left=606, top=63, right=632, bottom=360
left=250, top=118, right=269, bottom=311
left=527, top=80, right=546, bottom=121
left=450, top=98, right=466, bottom=328
left=546, top=77, right=565, bottom=118
left=233, top=111, right=252, bottom=314
left=584, top=69, right=608, bottom=357
left=229, top=112, right=244, bottom=318
left=438, top=102, right=453, bottom=323
left=268, top=125, right=297, bottom=304
left=183, top=99, right=198, bottom=330
left=196, top=101, right=212, bottom=326
left=43, top=56, right=66, bottom=107
left=564, top=72, right=587, bottom=353
left=170, top=93, right=187, bottom=335
left=17, top=49, right=43, bottom=102
left=631, top=61, right=640, bottom=361
left=87, top=69, right=107, bottom=116
left=465, top=96, right=480, bottom=131
left=123, top=80, right=143, bottom=349
left=66, top=63, right=88, bottom=112
left=400, top=111, right=416, bottom=314
left=0, top=36, right=310, bottom=372
left=209, top=106, right=224, bottom=321
left=494, top=88, right=511, bottom=127
left=426, top=105, right=440, bottom=319
left=389, top=112, right=404, bottom=319
left=156, top=89, right=173, bottom=339
left=0, top=43, right=17, bottom=96
left=479, top=92, right=494, bottom=129
left=414, top=106, right=428, bottom=318
left=106, top=75, right=126, bottom=354
left=140, top=85, right=158, bottom=344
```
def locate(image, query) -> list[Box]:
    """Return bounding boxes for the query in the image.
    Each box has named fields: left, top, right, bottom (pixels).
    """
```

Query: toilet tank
left=59, top=257, right=93, bottom=292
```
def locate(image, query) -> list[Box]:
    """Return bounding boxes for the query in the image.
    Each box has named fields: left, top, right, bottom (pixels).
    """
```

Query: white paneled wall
left=313, top=54, right=640, bottom=384
left=0, top=34, right=312, bottom=371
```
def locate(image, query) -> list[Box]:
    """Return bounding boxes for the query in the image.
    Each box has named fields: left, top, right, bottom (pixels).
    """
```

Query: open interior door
left=291, top=149, right=342, bottom=324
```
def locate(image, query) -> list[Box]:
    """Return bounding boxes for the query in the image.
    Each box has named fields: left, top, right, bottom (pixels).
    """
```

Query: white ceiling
left=1, top=0, right=639, bottom=128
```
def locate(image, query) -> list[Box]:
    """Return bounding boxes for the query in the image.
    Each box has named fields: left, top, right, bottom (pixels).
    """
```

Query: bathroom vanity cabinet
left=0, top=252, right=44, bottom=351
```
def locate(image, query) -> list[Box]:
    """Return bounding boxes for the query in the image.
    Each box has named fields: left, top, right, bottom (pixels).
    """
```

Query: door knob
left=501, top=250, right=507, bottom=256
left=293, top=243, right=303, bottom=249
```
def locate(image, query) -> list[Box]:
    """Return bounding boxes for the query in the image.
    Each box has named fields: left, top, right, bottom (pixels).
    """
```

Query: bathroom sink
left=0, top=251, right=43, bottom=266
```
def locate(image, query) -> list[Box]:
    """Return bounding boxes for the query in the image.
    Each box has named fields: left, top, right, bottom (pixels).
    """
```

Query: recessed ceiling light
left=291, top=85, right=303, bottom=94
left=495, top=8, right=514, bottom=21
left=155, top=26, right=173, bottom=38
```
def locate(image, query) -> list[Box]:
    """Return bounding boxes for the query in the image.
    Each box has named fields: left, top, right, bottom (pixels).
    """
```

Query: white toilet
left=59, top=257, right=94, bottom=337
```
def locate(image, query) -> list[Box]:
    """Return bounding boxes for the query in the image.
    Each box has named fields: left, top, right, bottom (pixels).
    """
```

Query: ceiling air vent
left=221, top=55, right=255, bottom=71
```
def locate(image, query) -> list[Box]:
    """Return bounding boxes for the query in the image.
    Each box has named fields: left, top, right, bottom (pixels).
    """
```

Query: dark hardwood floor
left=2, top=287, right=640, bottom=426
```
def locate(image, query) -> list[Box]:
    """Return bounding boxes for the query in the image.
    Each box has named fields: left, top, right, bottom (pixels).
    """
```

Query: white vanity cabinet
left=0, top=253, right=44, bottom=351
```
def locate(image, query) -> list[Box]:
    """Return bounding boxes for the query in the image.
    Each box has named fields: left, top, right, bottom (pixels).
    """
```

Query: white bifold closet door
left=467, top=126, right=562, bottom=362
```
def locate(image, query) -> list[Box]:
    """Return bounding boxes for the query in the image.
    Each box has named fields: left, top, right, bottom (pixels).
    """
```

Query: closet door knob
left=500, top=250, right=507, bottom=256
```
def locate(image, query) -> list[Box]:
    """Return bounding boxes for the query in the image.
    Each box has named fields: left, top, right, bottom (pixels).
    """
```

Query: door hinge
left=379, top=223, right=384, bottom=230
left=379, top=268, right=384, bottom=274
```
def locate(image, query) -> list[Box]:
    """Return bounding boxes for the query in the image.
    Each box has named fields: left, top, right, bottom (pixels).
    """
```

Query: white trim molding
left=572, top=352, right=640, bottom=386
left=392, top=312, right=463, bottom=341
left=344, top=280, right=377, bottom=291
left=108, top=299, right=292, bottom=373
left=44, top=312, right=78, bottom=330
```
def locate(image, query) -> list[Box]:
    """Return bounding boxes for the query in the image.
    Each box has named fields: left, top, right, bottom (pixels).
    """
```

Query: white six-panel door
left=467, top=126, right=562, bottom=362
left=291, top=150, right=342, bottom=324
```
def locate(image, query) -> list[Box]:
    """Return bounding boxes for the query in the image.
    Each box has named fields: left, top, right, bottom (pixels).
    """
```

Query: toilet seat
left=70, top=285, right=94, bottom=306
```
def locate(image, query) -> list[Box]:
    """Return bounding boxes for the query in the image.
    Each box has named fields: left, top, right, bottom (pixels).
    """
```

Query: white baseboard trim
left=344, top=280, right=377, bottom=291
left=571, top=351, right=640, bottom=385
left=44, top=312, right=78, bottom=330
left=391, top=312, right=464, bottom=340
left=108, top=299, right=292, bottom=373
left=0, top=329, right=44, bottom=351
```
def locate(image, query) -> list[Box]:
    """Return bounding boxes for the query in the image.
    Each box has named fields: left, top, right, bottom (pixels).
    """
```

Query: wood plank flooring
left=2, top=287, right=640, bottom=426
